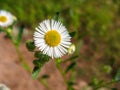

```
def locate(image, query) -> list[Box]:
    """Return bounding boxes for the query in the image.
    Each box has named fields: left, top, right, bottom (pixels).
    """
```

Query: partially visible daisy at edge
left=0, top=10, right=15, bottom=27
left=34, top=19, right=71, bottom=59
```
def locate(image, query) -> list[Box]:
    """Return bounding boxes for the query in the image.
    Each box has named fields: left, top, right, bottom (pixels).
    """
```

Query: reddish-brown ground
left=0, top=32, right=86, bottom=90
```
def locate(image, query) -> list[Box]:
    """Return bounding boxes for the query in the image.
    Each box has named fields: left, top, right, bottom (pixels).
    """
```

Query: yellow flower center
left=45, top=30, right=61, bottom=47
left=0, top=16, right=7, bottom=22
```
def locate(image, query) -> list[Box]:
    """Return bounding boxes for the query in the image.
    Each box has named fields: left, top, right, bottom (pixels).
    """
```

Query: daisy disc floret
left=0, top=10, right=14, bottom=27
left=34, top=19, right=71, bottom=58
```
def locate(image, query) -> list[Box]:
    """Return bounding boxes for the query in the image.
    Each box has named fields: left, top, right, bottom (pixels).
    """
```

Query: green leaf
left=41, top=74, right=50, bottom=79
left=69, top=55, right=78, bottom=60
left=103, top=65, right=112, bottom=74
left=34, top=51, right=44, bottom=58
left=67, top=86, right=75, bottom=90
left=32, top=54, right=50, bottom=79
left=16, top=24, right=24, bottom=46
left=0, top=28, right=3, bottom=33
left=64, top=55, right=78, bottom=62
left=69, top=31, right=76, bottom=37
left=89, top=77, right=99, bottom=86
left=33, top=60, right=43, bottom=67
left=34, top=54, right=50, bottom=64
left=32, top=66, right=41, bottom=79
left=65, top=62, right=76, bottom=73
left=40, top=54, right=50, bottom=62
left=53, top=12, right=60, bottom=21
left=26, top=40, right=35, bottom=51
left=34, top=51, right=50, bottom=61
left=33, top=58, right=48, bottom=67
left=67, top=81, right=76, bottom=86
left=67, top=81, right=76, bottom=90
left=114, top=68, right=120, bottom=82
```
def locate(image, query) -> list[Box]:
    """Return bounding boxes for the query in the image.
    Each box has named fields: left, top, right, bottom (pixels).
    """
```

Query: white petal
left=53, top=48, right=59, bottom=58
left=57, top=45, right=67, bottom=55
left=54, top=47, right=62, bottom=58
left=43, top=45, right=50, bottom=54
left=34, top=32, right=44, bottom=38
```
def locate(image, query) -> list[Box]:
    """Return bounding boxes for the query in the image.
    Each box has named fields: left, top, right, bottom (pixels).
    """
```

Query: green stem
left=13, top=42, right=51, bottom=90
left=5, top=28, right=31, bottom=72
left=14, top=44, right=31, bottom=72
left=55, top=58, right=68, bottom=88
left=38, top=78, right=51, bottom=90
left=5, top=28, right=50, bottom=89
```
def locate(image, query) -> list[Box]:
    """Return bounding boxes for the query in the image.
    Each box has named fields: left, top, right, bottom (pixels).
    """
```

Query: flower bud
left=68, top=44, right=76, bottom=54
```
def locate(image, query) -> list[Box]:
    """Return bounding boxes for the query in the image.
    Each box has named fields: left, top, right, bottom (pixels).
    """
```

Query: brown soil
left=0, top=33, right=86, bottom=90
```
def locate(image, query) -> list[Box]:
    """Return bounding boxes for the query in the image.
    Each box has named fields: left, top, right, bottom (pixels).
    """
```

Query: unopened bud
left=68, top=44, right=76, bottom=54
left=13, top=16, right=17, bottom=21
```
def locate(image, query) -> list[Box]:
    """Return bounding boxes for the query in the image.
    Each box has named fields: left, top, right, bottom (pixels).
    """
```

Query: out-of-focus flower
left=0, top=10, right=14, bottom=27
left=0, top=84, right=10, bottom=90
left=34, top=19, right=71, bottom=58
left=68, top=44, right=76, bottom=54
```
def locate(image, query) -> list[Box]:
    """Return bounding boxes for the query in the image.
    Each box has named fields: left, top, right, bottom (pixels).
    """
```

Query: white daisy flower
left=34, top=19, right=71, bottom=59
left=0, top=10, right=14, bottom=27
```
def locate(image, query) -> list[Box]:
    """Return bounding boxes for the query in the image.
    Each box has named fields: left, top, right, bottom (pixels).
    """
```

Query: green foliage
left=33, top=60, right=43, bottom=67
left=32, top=58, right=50, bottom=79
left=26, top=40, right=35, bottom=51
left=41, top=74, right=50, bottom=79
left=89, top=78, right=102, bottom=86
left=102, top=65, right=112, bottom=74
left=65, top=62, right=76, bottom=73
left=69, top=31, right=76, bottom=37
left=34, top=52, right=50, bottom=62
left=67, top=81, right=76, bottom=86
left=64, top=55, right=79, bottom=62
left=53, top=12, right=60, bottom=21
left=114, top=68, right=120, bottom=82
left=67, top=81, right=76, bottom=90
left=34, top=51, right=44, bottom=59
left=0, top=28, right=3, bottom=33
left=32, top=66, right=41, bottom=79
left=56, top=58, right=62, bottom=64
left=32, top=52, right=50, bottom=79
left=16, top=24, right=24, bottom=46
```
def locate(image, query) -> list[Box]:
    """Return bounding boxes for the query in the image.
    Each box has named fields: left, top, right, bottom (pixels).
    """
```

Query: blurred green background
left=1, top=0, right=120, bottom=89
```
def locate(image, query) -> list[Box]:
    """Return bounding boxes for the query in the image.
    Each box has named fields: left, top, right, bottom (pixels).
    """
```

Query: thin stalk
left=14, top=44, right=31, bottom=72
left=55, top=58, right=69, bottom=89
left=5, top=28, right=50, bottom=89
left=12, top=38, right=51, bottom=90
left=38, top=77, right=51, bottom=90
left=6, top=29, right=31, bottom=72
